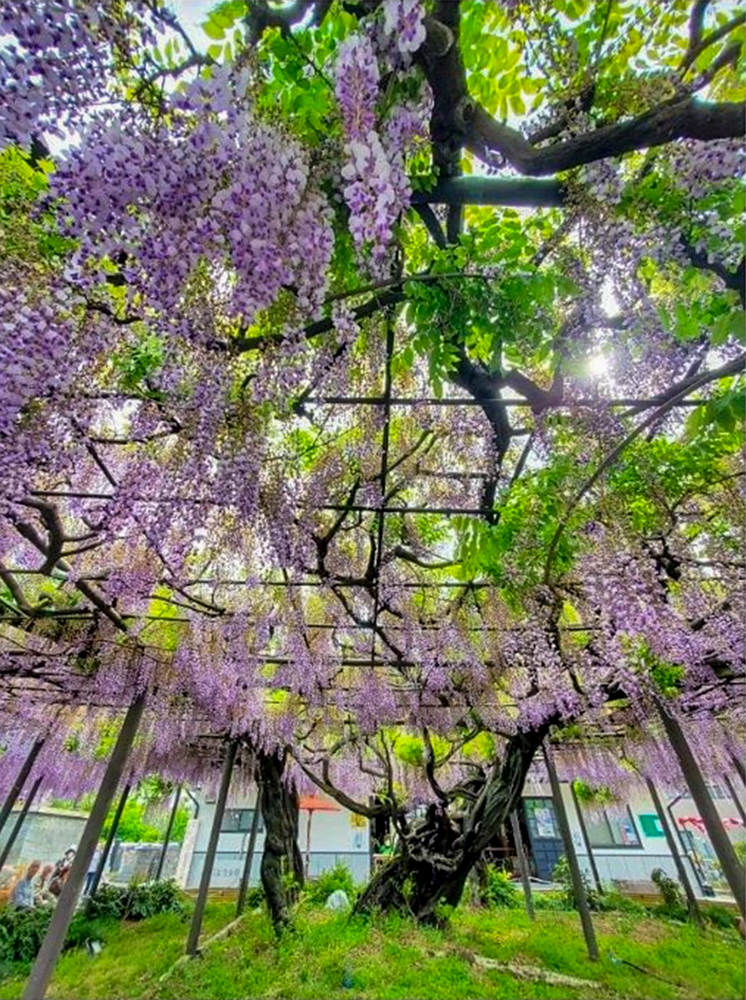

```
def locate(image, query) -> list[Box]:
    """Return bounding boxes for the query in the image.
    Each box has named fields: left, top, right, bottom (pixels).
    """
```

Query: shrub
left=84, top=883, right=129, bottom=921
left=734, top=841, right=745, bottom=868
left=551, top=855, right=601, bottom=910
left=593, top=889, right=645, bottom=915
left=0, top=908, right=52, bottom=965
left=304, top=863, right=355, bottom=906
left=701, top=904, right=739, bottom=931
left=651, top=868, right=683, bottom=910
left=483, top=867, right=520, bottom=909
left=241, top=886, right=265, bottom=910
left=85, top=879, right=186, bottom=922
left=0, top=908, right=114, bottom=966
left=532, top=890, right=568, bottom=911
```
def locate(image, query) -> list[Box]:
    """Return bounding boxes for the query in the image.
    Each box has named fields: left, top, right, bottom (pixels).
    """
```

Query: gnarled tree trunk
left=353, top=727, right=548, bottom=924
left=258, top=749, right=304, bottom=932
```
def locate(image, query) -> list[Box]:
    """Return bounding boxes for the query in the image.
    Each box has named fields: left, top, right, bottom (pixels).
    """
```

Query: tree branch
left=465, top=97, right=744, bottom=176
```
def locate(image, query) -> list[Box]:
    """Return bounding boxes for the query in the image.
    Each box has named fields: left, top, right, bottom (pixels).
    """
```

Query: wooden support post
left=543, top=744, right=598, bottom=961
left=0, top=739, right=44, bottom=839
left=0, top=774, right=43, bottom=871
left=155, top=784, right=182, bottom=882
left=645, top=777, right=703, bottom=929
left=186, top=740, right=237, bottom=956
left=89, top=782, right=130, bottom=899
left=236, top=787, right=262, bottom=917
left=657, top=700, right=745, bottom=917
left=509, top=811, right=534, bottom=920
left=23, top=694, right=146, bottom=1000
left=569, top=782, right=603, bottom=894
left=724, top=774, right=746, bottom=826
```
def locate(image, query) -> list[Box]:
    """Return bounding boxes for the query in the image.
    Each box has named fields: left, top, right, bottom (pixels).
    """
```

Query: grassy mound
left=0, top=902, right=742, bottom=1000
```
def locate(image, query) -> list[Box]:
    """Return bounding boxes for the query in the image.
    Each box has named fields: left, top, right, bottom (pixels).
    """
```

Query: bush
left=85, top=878, right=186, bottom=922
left=551, top=855, right=602, bottom=911
left=651, top=868, right=683, bottom=911
left=734, top=841, right=745, bottom=868
left=532, top=890, right=569, bottom=911
left=304, top=863, right=355, bottom=906
left=241, top=886, right=265, bottom=910
left=593, top=890, right=645, bottom=915
left=84, top=883, right=129, bottom=921
left=483, top=867, right=520, bottom=909
left=701, top=904, right=739, bottom=931
left=0, top=907, right=52, bottom=964
left=0, top=908, right=114, bottom=966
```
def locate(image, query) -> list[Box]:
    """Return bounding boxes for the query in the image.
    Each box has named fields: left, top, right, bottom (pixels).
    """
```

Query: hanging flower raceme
left=0, top=0, right=159, bottom=149
left=52, top=66, right=334, bottom=337
left=334, top=32, right=428, bottom=273
left=381, top=0, right=427, bottom=56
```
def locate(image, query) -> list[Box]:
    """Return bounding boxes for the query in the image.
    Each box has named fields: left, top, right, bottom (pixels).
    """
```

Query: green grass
left=0, top=902, right=742, bottom=1000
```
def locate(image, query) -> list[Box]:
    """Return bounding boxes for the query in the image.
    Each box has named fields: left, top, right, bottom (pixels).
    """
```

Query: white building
left=174, top=773, right=745, bottom=899
left=177, top=787, right=370, bottom=890
left=517, top=773, right=745, bottom=897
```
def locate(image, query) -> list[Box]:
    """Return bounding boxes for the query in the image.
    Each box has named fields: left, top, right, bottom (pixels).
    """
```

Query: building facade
left=518, top=773, right=745, bottom=897
left=179, top=787, right=371, bottom=890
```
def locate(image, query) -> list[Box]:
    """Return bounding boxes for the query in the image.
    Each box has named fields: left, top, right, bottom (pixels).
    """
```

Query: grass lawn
left=0, top=902, right=742, bottom=1000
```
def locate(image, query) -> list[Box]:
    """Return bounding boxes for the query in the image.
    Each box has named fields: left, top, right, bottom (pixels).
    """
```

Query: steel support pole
left=729, top=753, right=746, bottom=786
left=569, top=782, right=603, bottom=893
left=724, top=773, right=746, bottom=826
left=89, top=782, right=131, bottom=899
left=0, top=774, right=43, bottom=871
left=23, top=693, right=146, bottom=1000
left=0, top=739, right=44, bottom=839
left=186, top=740, right=237, bottom=956
left=543, top=744, right=598, bottom=960
left=236, top=787, right=262, bottom=917
left=509, top=810, right=534, bottom=921
left=645, top=777, right=703, bottom=928
left=155, top=784, right=182, bottom=882
left=657, top=700, right=745, bottom=917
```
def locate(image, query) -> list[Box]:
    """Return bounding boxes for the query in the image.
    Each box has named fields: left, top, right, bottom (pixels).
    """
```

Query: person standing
left=84, top=842, right=104, bottom=895
left=10, top=860, right=41, bottom=909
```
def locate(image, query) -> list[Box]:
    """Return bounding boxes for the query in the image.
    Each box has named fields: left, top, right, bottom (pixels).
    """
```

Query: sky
left=170, top=0, right=217, bottom=49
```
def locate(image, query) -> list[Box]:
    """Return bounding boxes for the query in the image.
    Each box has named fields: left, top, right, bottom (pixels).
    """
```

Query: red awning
left=299, top=795, right=341, bottom=812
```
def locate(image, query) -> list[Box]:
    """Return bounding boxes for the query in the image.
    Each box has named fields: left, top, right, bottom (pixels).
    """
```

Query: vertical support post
left=236, top=786, right=262, bottom=917
left=304, top=808, right=313, bottom=879
left=645, top=777, right=703, bottom=928
left=543, top=744, right=598, bottom=961
left=155, top=784, right=182, bottom=882
left=724, top=774, right=746, bottom=826
left=89, top=782, right=131, bottom=899
left=509, top=811, right=534, bottom=921
left=0, top=773, right=43, bottom=871
left=23, top=694, right=146, bottom=1000
left=657, top=700, right=745, bottom=917
left=569, top=782, right=603, bottom=894
left=729, top=753, right=746, bottom=787
left=186, top=740, right=237, bottom=956
left=0, top=738, right=44, bottom=839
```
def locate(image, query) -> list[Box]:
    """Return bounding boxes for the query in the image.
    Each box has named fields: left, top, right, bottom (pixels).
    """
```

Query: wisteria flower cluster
left=0, top=0, right=158, bottom=149
left=53, top=66, right=335, bottom=333
left=335, top=32, right=429, bottom=273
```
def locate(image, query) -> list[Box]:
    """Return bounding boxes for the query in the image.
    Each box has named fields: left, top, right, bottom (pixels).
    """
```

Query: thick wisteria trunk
left=258, top=750, right=304, bottom=932
left=353, top=727, right=549, bottom=924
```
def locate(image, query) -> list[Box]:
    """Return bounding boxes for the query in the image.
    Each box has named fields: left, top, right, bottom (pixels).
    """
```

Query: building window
left=584, top=807, right=641, bottom=848
left=220, top=809, right=263, bottom=833
left=524, top=798, right=559, bottom=839
left=682, top=782, right=728, bottom=800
